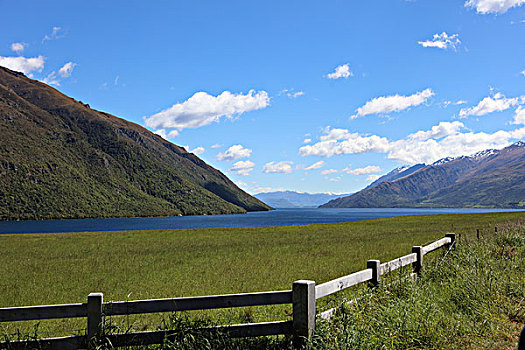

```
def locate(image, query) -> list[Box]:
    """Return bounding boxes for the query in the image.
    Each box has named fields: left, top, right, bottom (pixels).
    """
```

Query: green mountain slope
left=0, top=66, right=271, bottom=220
left=321, top=143, right=525, bottom=209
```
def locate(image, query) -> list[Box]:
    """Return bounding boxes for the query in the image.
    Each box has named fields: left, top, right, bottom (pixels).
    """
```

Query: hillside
left=254, top=191, right=349, bottom=208
left=0, top=66, right=270, bottom=220
left=321, top=142, right=525, bottom=208
left=365, top=163, right=425, bottom=189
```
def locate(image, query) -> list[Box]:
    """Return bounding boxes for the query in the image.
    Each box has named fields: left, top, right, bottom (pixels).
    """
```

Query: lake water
left=1, top=208, right=523, bottom=234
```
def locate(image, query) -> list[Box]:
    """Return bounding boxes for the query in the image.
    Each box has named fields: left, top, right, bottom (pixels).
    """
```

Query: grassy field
left=1, top=211, right=524, bottom=341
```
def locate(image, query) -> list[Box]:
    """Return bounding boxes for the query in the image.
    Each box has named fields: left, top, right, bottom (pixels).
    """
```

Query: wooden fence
left=0, top=233, right=455, bottom=349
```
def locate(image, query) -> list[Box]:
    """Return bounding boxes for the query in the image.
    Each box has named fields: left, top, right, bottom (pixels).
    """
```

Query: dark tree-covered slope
left=0, top=66, right=270, bottom=220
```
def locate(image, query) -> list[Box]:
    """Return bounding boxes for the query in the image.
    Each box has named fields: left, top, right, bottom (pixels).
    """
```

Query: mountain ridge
left=254, top=190, right=349, bottom=208
left=0, top=66, right=271, bottom=220
left=321, top=143, right=525, bottom=209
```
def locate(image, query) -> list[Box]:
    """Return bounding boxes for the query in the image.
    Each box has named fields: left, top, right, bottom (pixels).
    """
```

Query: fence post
left=445, top=233, right=456, bottom=250
left=412, top=246, right=423, bottom=276
left=367, top=260, right=380, bottom=287
left=87, top=293, right=103, bottom=347
left=292, top=280, right=316, bottom=346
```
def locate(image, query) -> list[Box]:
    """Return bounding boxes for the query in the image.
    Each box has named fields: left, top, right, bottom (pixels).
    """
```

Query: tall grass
left=311, top=221, right=525, bottom=349
left=1, top=212, right=524, bottom=347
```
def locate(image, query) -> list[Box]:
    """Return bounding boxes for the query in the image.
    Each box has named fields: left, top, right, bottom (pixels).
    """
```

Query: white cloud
left=512, top=106, right=525, bottom=125
left=351, top=88, right=434, bottom=119
left=168, top=130, right=179, bottom=138
left=10, top=42, right=27, bottom=54
left=418, top=32, right=461, bottom=50
left=279, top=89, right=304, bottom=98
left=230, top=160, right=255, bottom=176
left=344, top=165, right=382, bottom=175
left=521, top=70, right=525, bottom=76
left=253, top=186, right=285, bottom=193
left=458, top=92, right=522, bottom=118
left=408, top=121, right=465, bottom=141
left=190, top=146, right=205, bottom=155
left=144, top=90, right=269, bottom=134
left=321, top=169, right=339, bottom=175
left=300, top=122, right=523, bottom=164
left=303, top=138, right=312, bottom=144
left=299, top=127, right=390, bottom=157
left=465, top=0, right=525, bottom=14
left=263, top=161, right=294, bottom=174
left=367, top=174, right=382, bottom=182
left=42, top=71, right=60, bottom=86
left=304, top=161, right=325, bottom=170
left=58, top=62, right=76, bottom=77
left=42, top=26, right=64, bottom=42
left=0, top=56, right=45, bottom=75
left=211, top=144, right=222, bottom=149
left=235, top=180, right=248, bottom=188
left=153, top=129, right=167, bottom=139
left=217, top=144, right=252, bottom=161
left=326, top=64, right=353, bottom=79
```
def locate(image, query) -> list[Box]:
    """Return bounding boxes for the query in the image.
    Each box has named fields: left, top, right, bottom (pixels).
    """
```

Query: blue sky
left=1, top=0, right=524, bottom=194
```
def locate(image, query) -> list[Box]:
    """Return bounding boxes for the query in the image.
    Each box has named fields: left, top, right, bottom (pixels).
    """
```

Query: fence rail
left=0, top=232, right=455, bottom=349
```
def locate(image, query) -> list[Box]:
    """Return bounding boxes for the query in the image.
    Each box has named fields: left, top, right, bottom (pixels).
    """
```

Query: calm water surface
left=1, top=208, right=523, bottom=234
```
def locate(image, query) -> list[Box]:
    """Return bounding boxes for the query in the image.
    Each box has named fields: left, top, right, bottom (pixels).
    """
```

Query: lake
left=1, top=207, right=523, bottom=234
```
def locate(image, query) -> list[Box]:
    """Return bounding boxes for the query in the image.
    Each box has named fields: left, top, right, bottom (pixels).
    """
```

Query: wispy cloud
left=459, top=92, right=523, bottom=118
left=263, top=161, right=294, bottom=174
left=42, top=26, right=65, bottom=43
left=350, top=89, right=434, bottom=119
left=58, top=62, right=76, bottom=77
left=344, top=165, right=382, bottom=175
left=190, top=146, right=205, bottom=155
left=279, top=88, right=304, bottom=98
left=10, top=42, right=27, bottom=54
left=418, top=32, right=461, bottom=50
left=326, top=64, right=353, bottom=79
left=230, top=160, right=255, bottom=176
left=304, top=161, right=325, bottom=170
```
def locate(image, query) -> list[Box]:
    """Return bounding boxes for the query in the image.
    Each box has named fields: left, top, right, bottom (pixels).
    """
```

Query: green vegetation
left=0, top=67, right=270, bottom=220
left=1, top=212, right=524, bottom=347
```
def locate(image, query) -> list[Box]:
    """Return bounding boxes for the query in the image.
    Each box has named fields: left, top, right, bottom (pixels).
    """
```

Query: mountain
left=321, top=142, right=525, bottom=209
left=0, top=66, right=270, bottom=220
left=365, top=164, right=425, bottom=189
left=254, top=191, right=349, bottom=208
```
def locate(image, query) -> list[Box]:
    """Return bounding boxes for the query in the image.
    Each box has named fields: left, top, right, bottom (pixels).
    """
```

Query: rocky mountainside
left=321, top=142, right=525, bottom=209
left=365, top=164, right=425, bottom=190
left=254, top=191, right=349, bottom=208
left=0, top=66, right=270, bottom=220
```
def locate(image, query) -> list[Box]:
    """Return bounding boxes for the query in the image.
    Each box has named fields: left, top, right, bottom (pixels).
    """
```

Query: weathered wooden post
left=87, top=293, right=103, bottom=347
left=412, top=246, right=423, bottom=276
left=292, top=280, right=316, bottom=346
left=367, top=260, right=380, bottom=287
left=476, top=229, right=480, bottom=241
left=445, top=233, right=456, bottom=250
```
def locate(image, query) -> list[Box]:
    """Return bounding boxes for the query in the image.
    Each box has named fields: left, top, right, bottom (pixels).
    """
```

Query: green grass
left=311, top=219, right=525, bottom=349
left=1, top=211, right=524, bottom=343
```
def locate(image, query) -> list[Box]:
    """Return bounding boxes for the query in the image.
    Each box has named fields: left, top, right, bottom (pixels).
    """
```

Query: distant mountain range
left=0, top=66, right=270, bottom=220
left=321, top=142, right=525, bottom=209
left=254, top=191, right=349, bottom=208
